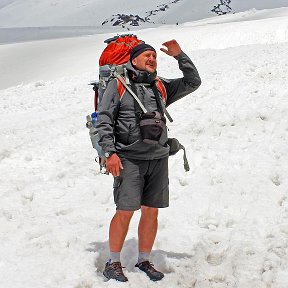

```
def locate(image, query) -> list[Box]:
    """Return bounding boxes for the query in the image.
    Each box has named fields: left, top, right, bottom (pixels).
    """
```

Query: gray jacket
left=96, top=51, right=201, bottom=160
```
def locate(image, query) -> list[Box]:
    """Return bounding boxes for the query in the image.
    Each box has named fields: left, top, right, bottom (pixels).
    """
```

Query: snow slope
left=1, top=7, right=288, bottom=288
left=1, top=7, right=288, bottom=90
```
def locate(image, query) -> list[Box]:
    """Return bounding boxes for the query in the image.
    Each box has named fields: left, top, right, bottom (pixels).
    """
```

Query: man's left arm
left=159, top=40, right=201, bottom=107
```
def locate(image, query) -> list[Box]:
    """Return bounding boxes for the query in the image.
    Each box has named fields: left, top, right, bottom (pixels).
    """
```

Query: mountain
left=0, top=0, right=288, bottom=28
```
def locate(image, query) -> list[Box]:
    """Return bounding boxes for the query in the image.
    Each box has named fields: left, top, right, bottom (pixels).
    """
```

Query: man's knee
left=141, top=206, right=158, bottom=219
left=115, top=210, right=134, bottom=223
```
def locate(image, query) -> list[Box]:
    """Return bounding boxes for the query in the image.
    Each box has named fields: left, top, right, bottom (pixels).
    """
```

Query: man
left=96, top=39, right=201, bottom=282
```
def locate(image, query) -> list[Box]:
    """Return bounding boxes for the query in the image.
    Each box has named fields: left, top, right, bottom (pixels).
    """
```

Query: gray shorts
left=113, top=157, right=169, bottom=211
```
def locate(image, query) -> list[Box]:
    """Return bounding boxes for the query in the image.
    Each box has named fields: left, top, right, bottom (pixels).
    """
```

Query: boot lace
left=110, top=262, right=125, bottom=276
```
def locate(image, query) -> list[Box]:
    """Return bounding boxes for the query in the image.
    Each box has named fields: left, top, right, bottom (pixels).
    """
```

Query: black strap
left=129, top=81, right=142, bottom=119
left=179, top=143, right=190, bottom=172
left=151, top=84, right=164, bottom=115
left=151, top=84, right=173, bottom=123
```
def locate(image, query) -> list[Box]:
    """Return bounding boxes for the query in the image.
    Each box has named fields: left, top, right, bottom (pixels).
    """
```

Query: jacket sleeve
left=161, top=51, right=201, bottom=107
left=95, top=79, right=120, bottom=153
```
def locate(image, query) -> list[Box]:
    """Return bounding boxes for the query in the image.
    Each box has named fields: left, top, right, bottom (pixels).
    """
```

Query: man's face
left=132, top=50, right=157, bottom=74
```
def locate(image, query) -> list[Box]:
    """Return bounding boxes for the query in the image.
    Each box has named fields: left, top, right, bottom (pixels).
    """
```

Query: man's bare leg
left=138, top=206, right=158, bottom=254
left=136, top=206, right=164, bottom=281
left=109, top=210, right=134, bottom=254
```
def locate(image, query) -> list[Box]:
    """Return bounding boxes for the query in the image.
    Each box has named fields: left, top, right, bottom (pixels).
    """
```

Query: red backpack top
left=99, top=35, right=142, bottom=66
left=94, top=34, right=167, bottom=111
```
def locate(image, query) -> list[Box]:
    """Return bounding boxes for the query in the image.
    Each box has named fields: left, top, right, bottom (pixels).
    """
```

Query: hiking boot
left=135, top=261, right=164, bottom=281
left=103, top=261, right=128, bottom=282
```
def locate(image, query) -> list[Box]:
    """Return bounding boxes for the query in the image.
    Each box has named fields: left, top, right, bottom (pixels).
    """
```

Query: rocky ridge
left=101, top=0, right=234, bottom=29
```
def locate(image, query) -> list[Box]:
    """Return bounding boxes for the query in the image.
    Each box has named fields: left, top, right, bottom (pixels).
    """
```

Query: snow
left=1, top=7, right=288, bottom=90
left=1, top=5, right=288, bottom=288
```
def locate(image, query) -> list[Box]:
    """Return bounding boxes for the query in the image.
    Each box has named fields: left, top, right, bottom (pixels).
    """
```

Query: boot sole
left=103, top=271, right=128, bottom=282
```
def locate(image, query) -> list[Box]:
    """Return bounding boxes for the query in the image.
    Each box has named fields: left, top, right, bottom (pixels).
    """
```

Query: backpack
left=86, top=34, right=169, bottom=172
left=92, top=34, right=167, bottom=111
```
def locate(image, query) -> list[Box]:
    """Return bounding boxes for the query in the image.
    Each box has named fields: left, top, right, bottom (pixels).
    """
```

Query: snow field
left=1, top=8, right=288, bottom=90
left=1, top=8, right=288, bottom=288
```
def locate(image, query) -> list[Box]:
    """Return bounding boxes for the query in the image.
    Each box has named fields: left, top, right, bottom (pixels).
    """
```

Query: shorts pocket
left=113, top=176, right=122, bottom=204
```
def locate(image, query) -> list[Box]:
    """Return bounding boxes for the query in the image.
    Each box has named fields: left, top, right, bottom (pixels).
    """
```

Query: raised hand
left=160, top=39, right=182, bottom=57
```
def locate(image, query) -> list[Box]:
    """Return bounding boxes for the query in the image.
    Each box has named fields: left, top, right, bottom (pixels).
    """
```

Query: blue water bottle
left=91, top=111, right=97, bottom=128
left=86, top=112, right=104, bottom=158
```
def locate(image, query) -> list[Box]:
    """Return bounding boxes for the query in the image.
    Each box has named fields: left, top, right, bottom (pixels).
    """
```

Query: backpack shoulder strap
left=151, top=82, right=173, bottom=123
left=155, top=77, right=167, bottom=104
left=155, top=78, right=173, bottom=122
left=115, top=74, right=148, bottom=113
left=116, top=77, right=126, bottom=98
left=116, top=76, right=167, bottom=102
